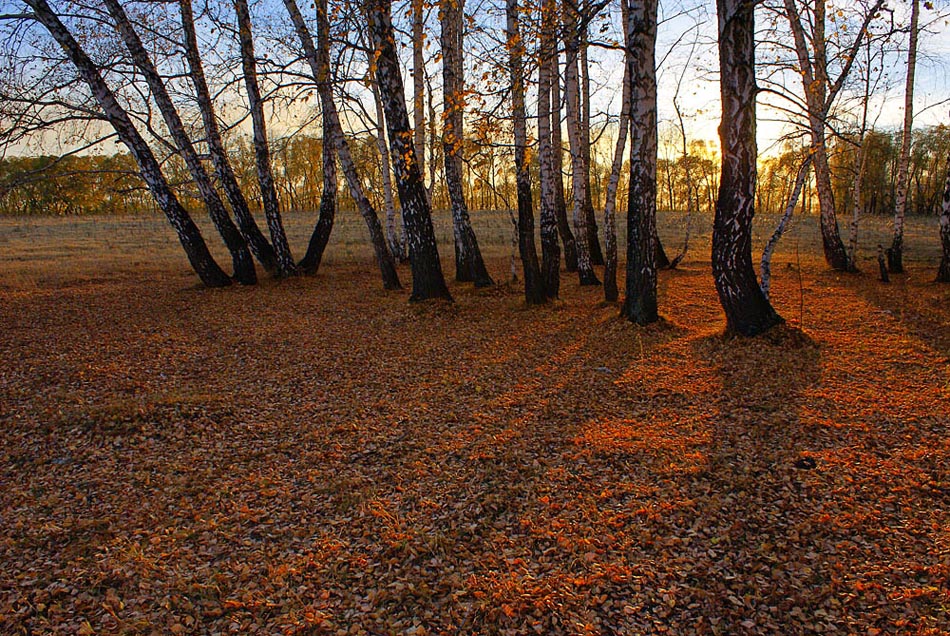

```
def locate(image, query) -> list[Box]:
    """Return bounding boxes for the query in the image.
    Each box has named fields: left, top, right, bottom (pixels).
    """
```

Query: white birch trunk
left=890, top=0, right=920, bottom=273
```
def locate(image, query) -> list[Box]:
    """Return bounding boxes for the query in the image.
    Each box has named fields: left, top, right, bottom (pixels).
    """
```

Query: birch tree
left=23, top=0, right=231, bottom=287
left=937, top=142, right=950, bottom=282
left=179, top=0, right=276, bottom=273
left=367, top=0, right=451, bottom=301
left=579, top=12, right=604, bottom=266
left=601, top=0, right=634, bottom=303
left=507, top=0, right=545, bottom=303
left=441, top=0, right=493, bottom=287
left=283, top=0, right=400, bottom=289
left=538, top=0, right=561, bottom=297
left=562, top=0, right=600, bottom=285
left=621, top=0, right=658, bottom=324
left=103, top=0, right=257, bottom=285
left=779, top=0, right=885, bottom=272
left=889, top=0, right=920, bottom=273
left=713, top=0, right=783, bottom=335
left=234, top=0, right=297, bottom=277
left=550, top=52, right=579, bottom=272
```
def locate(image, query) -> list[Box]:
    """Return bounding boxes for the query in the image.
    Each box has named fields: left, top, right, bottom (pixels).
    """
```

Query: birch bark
left=179, top=0, right=276, bottom=273
left=25, top=0, right=230, bottom=287
left=104, top=0, right=256, bottom=284
left=889, top=0, right=920, bottom=273
left=562, top=0, right=599, bottom=285
left=620, top=0, right=658, bottom=324
left=367, top=0, right=451, bottom=300
left=538, top=0, right=561, bottom=297
left=507, top=0, right=545, bottom=303
left=283, top=0, right=401, bottom=288
left=713, top=0, right=783, bottom=335
left=234, top=0, right=297, bottom=276
left=441, top=0, right=493, bottom=286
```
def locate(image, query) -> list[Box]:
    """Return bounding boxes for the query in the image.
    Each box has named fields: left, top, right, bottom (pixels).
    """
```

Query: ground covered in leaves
left=1, top=222, right=949, bottom=634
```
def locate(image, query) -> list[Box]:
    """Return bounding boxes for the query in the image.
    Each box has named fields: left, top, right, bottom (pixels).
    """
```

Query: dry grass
left=0, top=209, right=948, bottom=635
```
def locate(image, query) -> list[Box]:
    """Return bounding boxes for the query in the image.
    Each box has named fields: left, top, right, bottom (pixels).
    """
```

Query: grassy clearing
left=0, top=209, right=948, bottom=634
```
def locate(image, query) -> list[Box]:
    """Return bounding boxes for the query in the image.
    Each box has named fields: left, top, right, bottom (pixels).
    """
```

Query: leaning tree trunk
left=179, top=0, right=275, bottom=273
left=367, top=0, right=451, bottom=301
left=602, top=0, right=635, bottom=303
left=760, top=155, right=811, bottom=298
left=25, top=0, right=230, bottom=287
left=104, top=0, right=256, bottom=285
left=537, top=0, right=561, bottom=298
left=889, top=0, right=920, bottom=273
left=937, top=147, right=950, bottom=282
left=620, top=0, right=658, bottom=324
left=442, top=0, right=493, bottom=287
left=299, top=110, right=337, bottom=274
left=783, top=0, right=855, bottom=272
left=235, top=0, right=297, bottom=277
left=283, top=0, right=400, bottom=288
left=550, top=50, right=578, bottom=272
left=713, top=0, right=783, bottom=335
left=507, top=0, right=546, bottom=304
left=563, top=0, right=600, bottom=285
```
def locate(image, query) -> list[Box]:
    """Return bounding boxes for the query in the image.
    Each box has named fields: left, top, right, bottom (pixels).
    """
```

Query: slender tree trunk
left=299, top=113, right=337, bottom=274
left=179, top=0, right=276, bottom=273
left=601, top=0, right=635, bottom=303
left=761, top=156, right=811, bottom=298
left=412, top=0, right=426, bottom=187
left=507, top=0, right=545, bottom=304
left=283, top=0, right=401, bottom=288
left=580, top=17, right=604, bottom=266
left=25, top=0, right=230, bottom=287
left=235, top=0, right=297, bottom=276
left=442, top=0, right=493, bottom=287
left=621, top=0, right=658, bottom=324
left=889, top=0, right=919, bottom=273
left=104, top=0, right=255, bottom=284
left=563, top=0, right=599, bottom=285
left=937, top=147, right=950, bottom=282
left=713, top=0, right=782, bottom=335
left=550, top=51, right=578, bottom=272
left=783, top=0, right=868, bottom=271
left=538, top=0, right=561, bottom=298
left=371, top=80, right=404, bottom=262
left=367, top=0, right=451, bottom=301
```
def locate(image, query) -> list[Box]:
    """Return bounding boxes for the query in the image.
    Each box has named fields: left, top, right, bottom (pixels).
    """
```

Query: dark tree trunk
left=580, top=19, right=604, bottom=267
left=655, top=233, right=670, bottom=269
left=235, top=0, right=297, bottom=277
left=507, top=0, right=545, bottom=304
left=620, top=0, right=658, bottom=324
left=299, top=115, right=336, bottom=273
left=538, top=0, right=561, bottom=298
left=283, top=0, right=400, bottom=289
left=442, top=0, right=493, bottom=287
left=179, top=0, right=276, bottom=273
left=25, top=0, right=230, bottom=288
left=713, top=0, right=783, bottom=335
left=550, top=40, right=578, bottom=272
left=104, top=0, right=255, bottom=285
left=367, top=0, right=451, bottom=301
left=937, top=149, right=950, bottom=282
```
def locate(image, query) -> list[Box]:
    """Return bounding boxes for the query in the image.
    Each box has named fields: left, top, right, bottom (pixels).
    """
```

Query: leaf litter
left=1, top=258, right=948, bottom=635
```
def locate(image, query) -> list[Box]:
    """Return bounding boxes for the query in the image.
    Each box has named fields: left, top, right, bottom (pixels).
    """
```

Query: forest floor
left=1, top=211, right=949, bottom=635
